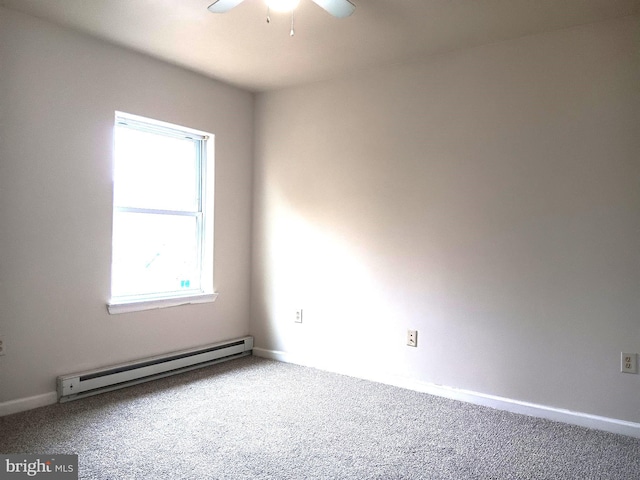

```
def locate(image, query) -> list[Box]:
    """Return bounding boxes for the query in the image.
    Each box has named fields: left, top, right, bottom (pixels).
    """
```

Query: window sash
left=111, top=211, right=203, bottom=299
left=114, top=122, right=204, bottom=212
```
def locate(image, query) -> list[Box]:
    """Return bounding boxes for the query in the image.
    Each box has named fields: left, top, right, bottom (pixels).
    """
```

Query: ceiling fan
left=207, top=0, right=356, bottom=18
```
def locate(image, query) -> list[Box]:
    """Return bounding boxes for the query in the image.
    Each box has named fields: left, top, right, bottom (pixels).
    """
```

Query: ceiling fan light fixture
left=265, top=0, right=300, bottom=13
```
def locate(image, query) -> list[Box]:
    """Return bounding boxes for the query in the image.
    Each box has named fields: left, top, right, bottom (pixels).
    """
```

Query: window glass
left=114, top=127, right=199, bottom=212
left=111, top=212, right=200, bottom=298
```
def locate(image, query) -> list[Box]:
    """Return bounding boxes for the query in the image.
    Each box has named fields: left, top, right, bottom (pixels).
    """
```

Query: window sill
left=107, top=293, right=218, bottom=315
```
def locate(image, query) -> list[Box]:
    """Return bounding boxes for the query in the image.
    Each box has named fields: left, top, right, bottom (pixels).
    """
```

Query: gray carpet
left=1, top=356, right=638, bottom=479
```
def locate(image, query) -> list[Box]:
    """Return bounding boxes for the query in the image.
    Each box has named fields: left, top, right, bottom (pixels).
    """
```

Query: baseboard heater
left=57, top=336, right=253, bottom=403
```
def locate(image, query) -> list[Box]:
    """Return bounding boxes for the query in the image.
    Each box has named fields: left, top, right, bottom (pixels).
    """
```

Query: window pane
left=111, top=212, right=201, bottom=298
left=114, top=126, right=199, bottom=212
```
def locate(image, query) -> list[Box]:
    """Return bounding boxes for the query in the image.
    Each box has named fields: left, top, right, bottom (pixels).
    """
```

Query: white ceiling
left=2, top=0, right=639, bottom=92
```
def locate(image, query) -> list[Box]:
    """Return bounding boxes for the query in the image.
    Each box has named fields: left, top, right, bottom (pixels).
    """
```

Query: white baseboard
left=252, top=347, right=640, bottom=439
left=0, top=392, right=58, bottom=417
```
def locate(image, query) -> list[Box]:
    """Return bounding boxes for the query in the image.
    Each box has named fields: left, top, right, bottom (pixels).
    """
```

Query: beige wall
left=0, top=8, right=254, bottom=402
left=252, top=15, right=640, bottom=422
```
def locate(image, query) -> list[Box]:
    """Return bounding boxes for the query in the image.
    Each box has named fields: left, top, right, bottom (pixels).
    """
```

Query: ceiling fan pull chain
left=290, top=9, right=295, bottom=36
left=266, top=5, right=271, bottom=23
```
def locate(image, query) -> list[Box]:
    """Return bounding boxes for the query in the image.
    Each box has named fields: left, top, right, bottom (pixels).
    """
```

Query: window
left=108, top=112, right=216, bottom=314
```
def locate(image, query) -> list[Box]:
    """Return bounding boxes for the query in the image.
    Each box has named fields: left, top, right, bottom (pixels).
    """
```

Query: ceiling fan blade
left=310, top=0, right=356, bottom=18
left=207, top=0, right=246, bottom=14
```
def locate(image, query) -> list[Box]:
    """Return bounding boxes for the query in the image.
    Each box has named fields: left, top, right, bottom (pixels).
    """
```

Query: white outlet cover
left=621, top=352, right=637, bottom=374
left=407, top=330, right=417, bottom=347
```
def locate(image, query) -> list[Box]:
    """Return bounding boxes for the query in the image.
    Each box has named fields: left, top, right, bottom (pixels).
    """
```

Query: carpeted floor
left=1, top=355, right=639, bottom=479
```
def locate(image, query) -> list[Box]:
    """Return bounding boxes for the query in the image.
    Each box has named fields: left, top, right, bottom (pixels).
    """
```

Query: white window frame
left=107, top=112, right=217, bottom=315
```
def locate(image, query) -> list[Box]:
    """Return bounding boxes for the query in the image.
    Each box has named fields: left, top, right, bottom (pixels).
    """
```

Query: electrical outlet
left=295, top=309, right=303, bottom=323
left=621, top=353, right=637, bottom=374
left=0, top=336, right=5, bottom=356
left=407, top=330, right=417, bottom=347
